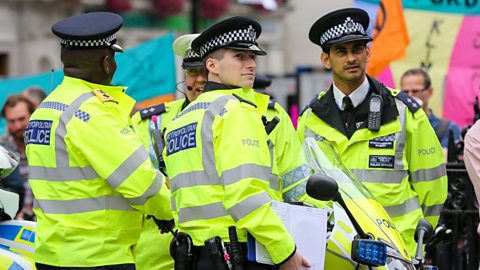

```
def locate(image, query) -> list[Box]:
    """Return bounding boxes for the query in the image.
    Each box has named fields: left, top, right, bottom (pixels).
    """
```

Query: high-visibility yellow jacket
left=131, top=98, right=187, bottom=270
left=26, top=76, right=173, bottom=267
left=164, top=82, right=296, bottom=264
left=296, top=76, right=447, bottom=255
left=253, top=93, right=314, bottom=204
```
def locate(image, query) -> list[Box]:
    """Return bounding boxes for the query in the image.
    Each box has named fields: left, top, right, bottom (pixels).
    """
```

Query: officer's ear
left=205, top=57, right=219, bottom=76
left=102, top=55, right=111, bottom=75
left=321, top=52, right=331, bottom=70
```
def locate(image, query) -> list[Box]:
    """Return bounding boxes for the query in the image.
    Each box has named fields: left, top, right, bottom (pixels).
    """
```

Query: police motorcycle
left=302, top=136, right=436, bottom=270
left=0, top=145, right=36, bottom=269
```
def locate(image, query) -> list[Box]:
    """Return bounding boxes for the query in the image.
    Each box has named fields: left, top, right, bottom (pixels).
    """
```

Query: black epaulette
left=232, top=94, right=257, bottom=108
left=267, top=96, right=276, bottom=110
left=394, top=91, right=421, bottom=113
left=300, top=94, right=319, bottom=116
left=139, top=103, right=166, bottom=120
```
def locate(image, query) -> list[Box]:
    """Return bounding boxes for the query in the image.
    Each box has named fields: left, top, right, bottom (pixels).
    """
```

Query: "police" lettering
left=376, top=218, right=397, bottom=229
left=242, top=139, right=259, bottom=147
left=25, top=120, right=53, bottom=146
left=166, top=123, right=197, bottom=155
left=418, top=147, right=436, bottom=156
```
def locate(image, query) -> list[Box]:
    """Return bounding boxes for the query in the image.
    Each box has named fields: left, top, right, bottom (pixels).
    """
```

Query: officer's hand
left=147, top=215, right=175, bottom=234
left=279, top=251, right=310, bottom=270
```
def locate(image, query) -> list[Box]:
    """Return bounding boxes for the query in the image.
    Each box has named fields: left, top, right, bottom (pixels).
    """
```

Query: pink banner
left=444, top=16, right=480, bottom=127
left=375, top=66, right=396, bottom=89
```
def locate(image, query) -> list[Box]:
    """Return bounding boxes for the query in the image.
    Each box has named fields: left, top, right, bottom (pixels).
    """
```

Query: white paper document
left=247, top=201, right=328, bottom=270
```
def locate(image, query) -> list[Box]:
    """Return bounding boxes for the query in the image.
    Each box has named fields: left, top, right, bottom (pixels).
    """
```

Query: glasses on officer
left=401, top=88, right=427, bottom=96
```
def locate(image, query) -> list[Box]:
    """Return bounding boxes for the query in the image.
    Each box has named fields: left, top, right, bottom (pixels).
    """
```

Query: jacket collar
left=310, top=75, right=399, bottom=136
left=62, top=76, right=134, bottom=114
left=203, top=81, right=236, bottom=92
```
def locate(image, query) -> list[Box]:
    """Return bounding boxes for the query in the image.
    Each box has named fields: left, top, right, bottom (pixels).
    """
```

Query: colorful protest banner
left=357, top=0, right=480, bottom=126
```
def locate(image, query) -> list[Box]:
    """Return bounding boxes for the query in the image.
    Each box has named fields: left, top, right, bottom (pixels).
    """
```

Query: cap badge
left=248, top=26, right=256, bottom=39
left=345, top=17, right=355, bottom=33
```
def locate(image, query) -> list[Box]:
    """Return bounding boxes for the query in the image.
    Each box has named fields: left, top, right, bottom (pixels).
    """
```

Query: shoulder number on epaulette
left=140, top=103, right=166, bottom=119
left=92, top=89, right=117, bottom=103
left=394, top=91, right=421, bottom=113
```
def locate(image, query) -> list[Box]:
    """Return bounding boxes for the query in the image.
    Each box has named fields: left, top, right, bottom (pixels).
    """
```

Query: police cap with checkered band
left=173, top=34, right=203, bottom=69
left=52, top=12, right=124, bottom=53
left=191, top=16, right=267, bottom=59
left=309, top=8, right=372, bottom=51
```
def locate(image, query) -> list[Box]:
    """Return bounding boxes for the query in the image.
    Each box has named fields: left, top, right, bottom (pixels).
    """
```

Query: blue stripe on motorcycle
left=0, top=224, right=21, bottom=241
left=9, top=262, right=25, bottom=270
left=20, top=229, right=35, bottom=243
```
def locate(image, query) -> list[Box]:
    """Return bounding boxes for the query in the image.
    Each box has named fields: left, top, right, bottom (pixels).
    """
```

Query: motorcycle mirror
left=306, top=174, right=340, bottom=201
left=414, top=218, right=434, bottom=264
left=414, top=218, right=434, bottom=243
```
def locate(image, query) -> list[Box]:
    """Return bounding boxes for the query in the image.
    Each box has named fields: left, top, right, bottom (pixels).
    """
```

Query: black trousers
left=193, top=245, right=275, bottom=270
left=35, top=264, right=135, bottom=270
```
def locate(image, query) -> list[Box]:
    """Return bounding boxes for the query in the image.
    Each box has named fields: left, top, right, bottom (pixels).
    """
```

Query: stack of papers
left=247, top=201, right=328, bottom=270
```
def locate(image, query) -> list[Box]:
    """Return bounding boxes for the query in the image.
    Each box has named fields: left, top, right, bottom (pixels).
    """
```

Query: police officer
left=132, top=33, right=206, bottom=270
left=297, top=8, right=447, bottom=256
left=164, top=16, right=310, bottom=269
left=26, top=12, right=173, bottom=269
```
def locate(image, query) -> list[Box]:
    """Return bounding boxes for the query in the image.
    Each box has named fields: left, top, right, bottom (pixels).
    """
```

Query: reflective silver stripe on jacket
left=422, top=203, right=444, bottom=217
left=267, top=140, right=280, bottom=191
left=350, top=169, right=407, bottom=184
left=228, top=192, right=271, bottom=221
left=29, top=166, right=98, bottom=181
left=33, top=196, right=134, bottom=214
left=127, top=170, right=163, bottom=206
left=383, top=197, right=421, bottom=217
left=410, top=164, right=446, bottom=183
left=221, top=164, right=273, bottom=186
left=178, top=201, right=229, bottom=223
left=106, top=146, right=150, bottom=189
left=171, top=170, right=211, bottom=192
left=394, top=99, right=407, bottom=170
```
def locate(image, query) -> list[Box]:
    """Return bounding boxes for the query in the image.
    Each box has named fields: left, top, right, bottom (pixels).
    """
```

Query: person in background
left=0, top=94, right=35, bottom=219
left=22, top=86, right=48, bottom=109
left=297, top=7, right=447, bottom=255
left=400, top=68, right=461, bottom=149
left=132, top=33, right=206, bottom=270
left=463, top=120, right=480, bottom=237
left=26, top=12, right=173, bottom=269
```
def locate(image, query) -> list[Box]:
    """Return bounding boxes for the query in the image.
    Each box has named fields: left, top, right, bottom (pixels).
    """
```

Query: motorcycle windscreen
left=303, top=137, right=411, bottom=261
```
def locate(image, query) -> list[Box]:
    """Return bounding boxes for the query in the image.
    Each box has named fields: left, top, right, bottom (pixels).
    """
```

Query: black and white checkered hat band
left=199, top=25, right=257, bottom=57
left=184, top=49, right=200, bottom=60
left=60, top=34, right=117, bottom=48
left=320, top=17, right=366, bottom=46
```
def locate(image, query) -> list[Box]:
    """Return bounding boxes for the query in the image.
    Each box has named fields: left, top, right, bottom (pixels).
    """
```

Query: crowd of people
left=0, top=6, right=476, bottom=270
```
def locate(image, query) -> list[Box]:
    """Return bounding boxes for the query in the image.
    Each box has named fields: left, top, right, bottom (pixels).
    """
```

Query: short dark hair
left=1, top=94, right=36, bottom=118
left=23, top=87, right=47, bottom=104
left=401, top=68, right=432, bottom=89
